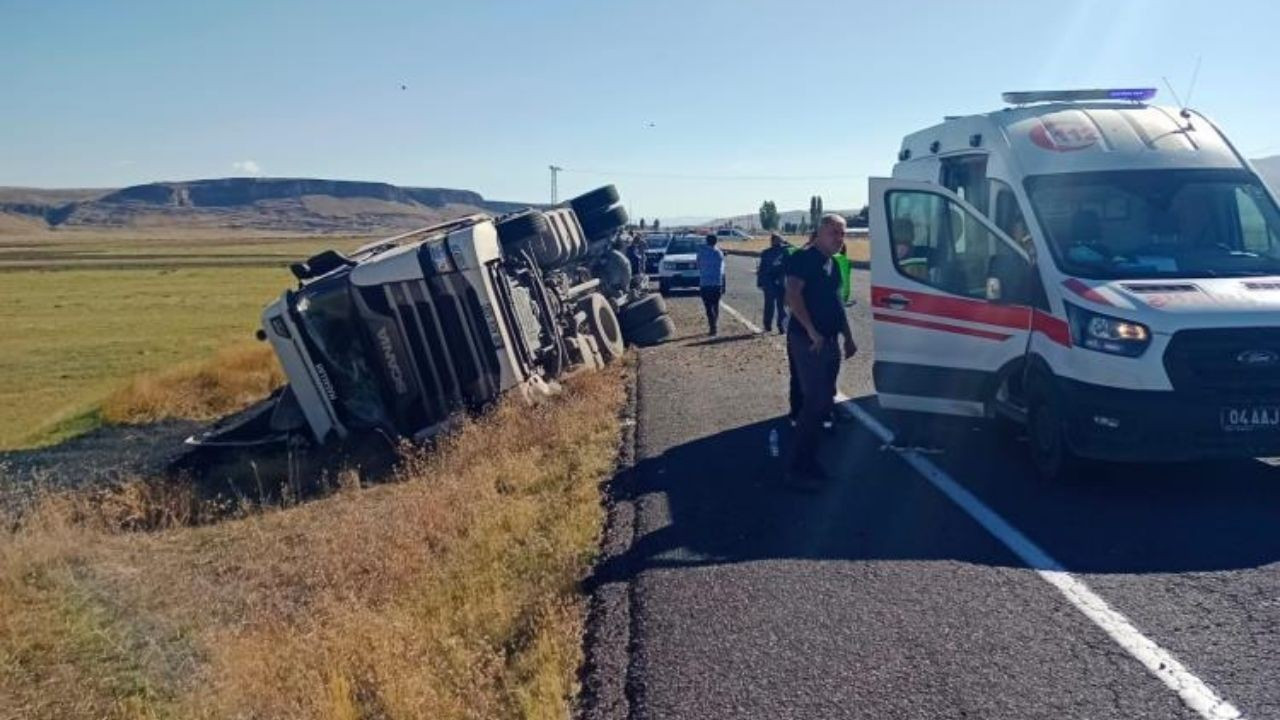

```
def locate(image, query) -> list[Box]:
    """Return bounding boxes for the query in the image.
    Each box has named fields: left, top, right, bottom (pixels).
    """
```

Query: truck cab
left=868, top=89, right=1280, bottom=477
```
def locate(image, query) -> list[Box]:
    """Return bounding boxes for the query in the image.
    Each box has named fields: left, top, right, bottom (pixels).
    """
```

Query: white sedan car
left=656, top=235, right=704, bottom=295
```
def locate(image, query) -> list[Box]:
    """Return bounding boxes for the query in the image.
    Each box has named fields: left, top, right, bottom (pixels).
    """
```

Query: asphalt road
left=584, top=254, right=1280, bottom=719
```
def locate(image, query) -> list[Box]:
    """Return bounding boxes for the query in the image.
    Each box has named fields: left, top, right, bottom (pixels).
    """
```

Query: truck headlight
left=1064, top=302, right=1151, bottom=357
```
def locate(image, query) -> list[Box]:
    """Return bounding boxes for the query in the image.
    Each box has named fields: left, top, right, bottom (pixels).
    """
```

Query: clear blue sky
left=3, top=0, right=1278, bottom=219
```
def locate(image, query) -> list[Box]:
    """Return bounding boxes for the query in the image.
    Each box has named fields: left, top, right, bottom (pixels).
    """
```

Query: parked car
left=641, top=233, right=672, bottom=273
left=657, top=234, right=704, bottom=295
left=714, top=227, right=754, bottom=242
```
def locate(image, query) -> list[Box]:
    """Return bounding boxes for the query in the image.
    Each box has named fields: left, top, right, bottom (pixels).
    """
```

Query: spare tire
left=496, top=210, right=548, bottom=247
left=619, top=294, right=667, bottom=331
left=580, top=205, right=629, bottom=241
left=569, top=185, right=620, bottom=218
left=581, top=293, right=625, bottom=362
left=627, top=314, right=676, bottom=347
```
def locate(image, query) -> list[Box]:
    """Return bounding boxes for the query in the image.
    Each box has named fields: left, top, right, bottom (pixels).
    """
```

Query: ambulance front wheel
left=1027, top=384, right=1083, bottom=481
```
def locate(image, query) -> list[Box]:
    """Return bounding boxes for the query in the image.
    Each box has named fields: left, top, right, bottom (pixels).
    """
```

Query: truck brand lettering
left=313, top=363, right=338, bottom=401
left=376, top=326, right=410, bottom=395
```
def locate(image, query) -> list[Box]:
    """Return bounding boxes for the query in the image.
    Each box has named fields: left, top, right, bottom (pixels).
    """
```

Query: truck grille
left=1163, top=328, right=1280, bottom=396
left=376, top=277, right=501, bottom=428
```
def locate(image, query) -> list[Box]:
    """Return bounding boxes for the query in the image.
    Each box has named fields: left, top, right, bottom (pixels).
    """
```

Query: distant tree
left=809, top=195, right=824, bottom=230
left=653, top=218, right=661, bottom=230
left=758, top=200, right=779, bottom=231
left=639, top=218, right=647, bottom=230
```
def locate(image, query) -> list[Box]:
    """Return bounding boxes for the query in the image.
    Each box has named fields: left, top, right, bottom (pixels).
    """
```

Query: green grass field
left=0, top=230, right=366, bottom=449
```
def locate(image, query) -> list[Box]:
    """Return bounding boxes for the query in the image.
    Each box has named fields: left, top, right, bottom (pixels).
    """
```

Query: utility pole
left=549, top=165, right=562, bottom=204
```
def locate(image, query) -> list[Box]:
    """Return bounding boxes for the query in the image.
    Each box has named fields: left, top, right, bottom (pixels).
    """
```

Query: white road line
left=719, top=301, right=762, bottom=334
left=717, top=302, right=1244, bottom=720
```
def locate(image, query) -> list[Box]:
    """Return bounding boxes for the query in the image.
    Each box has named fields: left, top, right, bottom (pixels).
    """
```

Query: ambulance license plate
left=1220, top=406, right=1280, bottom=432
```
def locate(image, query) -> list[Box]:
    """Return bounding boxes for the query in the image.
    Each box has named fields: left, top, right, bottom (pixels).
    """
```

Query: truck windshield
left=293, top=278, right=391, bottom=430
left=1026, top=169, right=1280, bottom=279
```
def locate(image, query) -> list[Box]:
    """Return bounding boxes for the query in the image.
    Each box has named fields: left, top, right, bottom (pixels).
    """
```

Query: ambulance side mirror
left=986, top=253, right=1031, bottom=305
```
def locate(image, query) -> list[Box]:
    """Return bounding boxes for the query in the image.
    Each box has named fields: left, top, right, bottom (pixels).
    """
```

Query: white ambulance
left=868, top=88, right=1280, bottom=478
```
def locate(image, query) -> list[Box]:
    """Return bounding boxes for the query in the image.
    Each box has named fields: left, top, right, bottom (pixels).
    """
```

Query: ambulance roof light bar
left=1001, top=88, right=1158, bottom=105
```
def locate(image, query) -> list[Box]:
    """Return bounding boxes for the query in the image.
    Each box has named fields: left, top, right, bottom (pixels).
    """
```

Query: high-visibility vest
left=834, top=253, right=852, bottom=304
left=784, top=245, right=851, bottom=302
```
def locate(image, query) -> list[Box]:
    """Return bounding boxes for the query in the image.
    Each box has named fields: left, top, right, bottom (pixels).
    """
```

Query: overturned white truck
left=189, top=185, right=673, bottom=455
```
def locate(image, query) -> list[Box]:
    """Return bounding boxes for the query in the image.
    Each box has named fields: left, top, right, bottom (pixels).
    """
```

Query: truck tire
left=581, top=293, right=625, bottom=362
left=620, top=294, right=666, bottom=331
left=580, top=205, right=629, bottom=241
left=595, top=249, right=633, bottom=298
left=569, top=185, right=620, bottom=218
left=496, top=210, right=548, bottom=248
left=1027, top=382, right=1083, bottom=481
left=628, top=314, right=676, bottom=347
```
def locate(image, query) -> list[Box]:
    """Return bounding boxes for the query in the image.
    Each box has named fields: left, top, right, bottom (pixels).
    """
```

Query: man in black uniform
left=784, top=214, right=856, bottom=488
left=756, top=233, right=789, bottom=333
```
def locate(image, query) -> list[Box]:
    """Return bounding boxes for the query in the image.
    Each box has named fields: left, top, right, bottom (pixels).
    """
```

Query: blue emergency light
left=1001, top=88, right=1158, bottom=105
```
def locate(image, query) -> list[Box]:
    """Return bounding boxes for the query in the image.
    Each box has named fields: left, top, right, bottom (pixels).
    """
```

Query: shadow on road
left=591, top=396, right=1280, bottom=589
left=686, top=334, right=757, bottom=348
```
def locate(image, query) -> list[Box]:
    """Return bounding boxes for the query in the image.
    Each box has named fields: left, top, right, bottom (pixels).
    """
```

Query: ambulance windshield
left=1026, top=169, right=1280, bottom=279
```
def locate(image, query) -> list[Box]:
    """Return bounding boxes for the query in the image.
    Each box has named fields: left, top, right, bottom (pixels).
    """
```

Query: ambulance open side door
left=868, top=177, right=1035, bottom=418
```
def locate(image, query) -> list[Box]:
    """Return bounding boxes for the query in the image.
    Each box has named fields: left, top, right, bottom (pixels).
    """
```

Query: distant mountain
left=0, top=178, right=536, bottom=234
left=1255, top=156, right=1280, bottom=194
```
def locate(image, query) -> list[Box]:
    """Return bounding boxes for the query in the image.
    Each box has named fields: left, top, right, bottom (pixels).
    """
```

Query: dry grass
left=0, top=229, right=372, bottom=449
left=101, top=343, right=285, bottom=425
left=0, top=365, right=627, bottom=719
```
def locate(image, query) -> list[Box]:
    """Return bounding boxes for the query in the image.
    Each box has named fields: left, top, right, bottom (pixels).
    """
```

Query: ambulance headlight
left=1065, top=303, right=1150, bottom=357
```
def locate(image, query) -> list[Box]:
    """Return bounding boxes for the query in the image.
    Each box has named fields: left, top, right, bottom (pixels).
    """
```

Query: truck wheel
left=496, top=210, right=548, bottom=247
left=628, top=314, right=676, bottom=347
left=1027, top=384, right=1081, bottom=481
left=568, top=185, right=619, bottom=217
left=580, top=206, right=629, bottom=241
left=581, top=293, right=625, bottom=362
left=595, top=249, right=633, bottom=298
left=620, top=294, right=666, bottom=331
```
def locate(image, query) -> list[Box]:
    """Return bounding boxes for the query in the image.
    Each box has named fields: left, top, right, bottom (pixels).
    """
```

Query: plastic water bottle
left=768, top=428, right=780, bottom=458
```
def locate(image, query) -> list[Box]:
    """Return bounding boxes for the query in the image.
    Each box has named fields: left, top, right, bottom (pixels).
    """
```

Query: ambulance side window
left=940, top=155, right=989, bottom=215
left=887, top=190, right=1024, bottom=301
left=990, top=179, right=1031, bottom=250
left=1235, top=186, right=1280, bottom=254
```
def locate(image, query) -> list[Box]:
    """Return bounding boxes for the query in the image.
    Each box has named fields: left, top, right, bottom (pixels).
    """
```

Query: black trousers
left=762, top=286, right=787, bottom=332
left=699, top=286, right=723, bottom=333
left=787, top=330, right=840, bottom=475
left=787, top=341, right=803, bottom=420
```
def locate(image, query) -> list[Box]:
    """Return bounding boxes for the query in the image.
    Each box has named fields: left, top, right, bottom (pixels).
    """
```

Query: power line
left=559, top=166, right=863, bottom=181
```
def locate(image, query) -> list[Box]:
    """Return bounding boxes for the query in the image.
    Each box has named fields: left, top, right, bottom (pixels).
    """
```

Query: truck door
left=869, top=178, right=1034, bottom=417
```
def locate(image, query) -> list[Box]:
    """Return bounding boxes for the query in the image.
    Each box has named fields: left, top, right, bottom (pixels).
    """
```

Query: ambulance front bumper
left=1059, top=377, right=1280, bottom=462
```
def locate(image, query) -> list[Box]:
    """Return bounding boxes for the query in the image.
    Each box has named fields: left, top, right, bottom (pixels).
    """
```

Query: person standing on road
left=697, top=233, right=726, bottom=336
left=784, top=214, right=856, bottom=488
left=757, top=233, right=789, bottom=334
